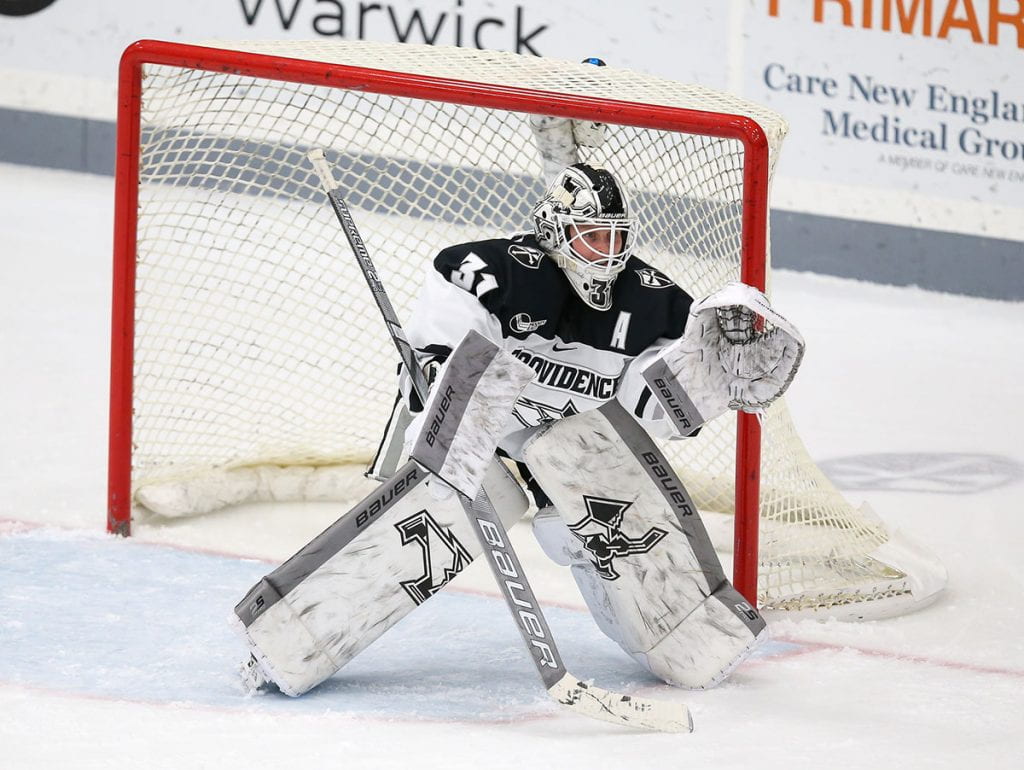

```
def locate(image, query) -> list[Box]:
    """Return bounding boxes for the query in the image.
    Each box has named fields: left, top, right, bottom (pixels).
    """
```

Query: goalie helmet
left=532, top=163, right=636, bottom=311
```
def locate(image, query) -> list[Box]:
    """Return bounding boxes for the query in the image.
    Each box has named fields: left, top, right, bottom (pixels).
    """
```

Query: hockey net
left=109, top=39, right=945, bottom=619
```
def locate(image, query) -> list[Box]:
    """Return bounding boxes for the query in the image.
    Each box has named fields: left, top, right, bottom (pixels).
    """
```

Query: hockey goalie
left=235, top=118, right=804, bottom=700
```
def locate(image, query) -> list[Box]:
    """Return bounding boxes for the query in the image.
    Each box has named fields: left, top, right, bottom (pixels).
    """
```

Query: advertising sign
left=749, top=1, right=1024, bottom=237
left=1, top=0, right=1021, bottom=293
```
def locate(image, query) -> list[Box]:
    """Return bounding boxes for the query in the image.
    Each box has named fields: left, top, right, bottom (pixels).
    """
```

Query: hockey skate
left=239, top=651, right=272, bottom=694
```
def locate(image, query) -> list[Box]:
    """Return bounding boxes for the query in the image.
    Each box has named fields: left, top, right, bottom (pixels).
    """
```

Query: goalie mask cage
left=108, top=39, right=945, bottom=619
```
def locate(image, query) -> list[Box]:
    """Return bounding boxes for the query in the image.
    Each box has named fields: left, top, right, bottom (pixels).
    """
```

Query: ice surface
left=1, top=164, right=1022, bottom=769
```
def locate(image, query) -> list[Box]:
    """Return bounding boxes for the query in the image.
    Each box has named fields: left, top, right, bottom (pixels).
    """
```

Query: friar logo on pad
left=395, top=510, right=473, bottom=605
left=508, top=243, right=544, bottom=269
left=568, top=496, right=668, bottom=580
left=512, top=395, right=579, bottom=426
left=635, top=267, right=673, bottom=289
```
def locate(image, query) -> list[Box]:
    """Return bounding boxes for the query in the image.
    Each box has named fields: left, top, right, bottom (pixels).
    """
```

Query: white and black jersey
left=405, top=233, right=695, bottom=458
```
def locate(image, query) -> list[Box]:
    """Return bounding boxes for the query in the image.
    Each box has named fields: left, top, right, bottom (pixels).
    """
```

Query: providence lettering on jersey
left=510, top=349, right=619, bottom=400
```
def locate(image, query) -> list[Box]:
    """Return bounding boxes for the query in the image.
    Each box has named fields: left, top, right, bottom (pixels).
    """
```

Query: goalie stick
left=306, top=148, right=692, bottom=734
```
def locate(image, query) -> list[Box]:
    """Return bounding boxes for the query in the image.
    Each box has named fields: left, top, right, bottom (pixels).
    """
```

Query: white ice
left=1, top=163, right=1022, bottom=769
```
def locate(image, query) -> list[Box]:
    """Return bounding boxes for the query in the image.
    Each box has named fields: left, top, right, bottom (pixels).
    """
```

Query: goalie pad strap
left=366, top=391, right=414, bottom=482
left=411, top=329, right=535, bottom=498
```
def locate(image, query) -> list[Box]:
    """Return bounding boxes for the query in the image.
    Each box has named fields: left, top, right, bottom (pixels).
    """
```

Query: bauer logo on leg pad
left=355, top=464, right=423, bottom=528
left=640, top=452, right=697, bottom=517
left=569, top=496, right=668, bottom=580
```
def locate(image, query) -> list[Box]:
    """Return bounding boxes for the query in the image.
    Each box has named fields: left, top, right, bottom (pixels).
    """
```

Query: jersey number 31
left=451, top=253, right=498, bottom=298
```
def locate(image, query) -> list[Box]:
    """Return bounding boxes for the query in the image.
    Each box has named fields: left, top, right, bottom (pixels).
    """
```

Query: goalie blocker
left=525, top=400, right=767, bottom=689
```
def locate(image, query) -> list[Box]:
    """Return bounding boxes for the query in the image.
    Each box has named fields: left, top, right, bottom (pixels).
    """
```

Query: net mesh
left=128, top=41, right=911, bottom=613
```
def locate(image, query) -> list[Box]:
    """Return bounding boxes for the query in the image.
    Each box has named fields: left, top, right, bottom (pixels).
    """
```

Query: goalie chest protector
left=430, top=234, right=693, bottom=356
left=412, top=235, right=695, bottom=437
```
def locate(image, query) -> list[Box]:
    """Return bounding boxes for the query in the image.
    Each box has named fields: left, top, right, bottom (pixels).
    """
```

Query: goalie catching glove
left=642, top=281, right=804, bottom=436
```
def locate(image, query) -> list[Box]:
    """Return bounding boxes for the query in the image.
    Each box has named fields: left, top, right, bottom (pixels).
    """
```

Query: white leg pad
left=234, top=458, right=527, bottom=696
left=628, top=583, right=767, bottom=689
left=524, top=401, right=766, bottom=689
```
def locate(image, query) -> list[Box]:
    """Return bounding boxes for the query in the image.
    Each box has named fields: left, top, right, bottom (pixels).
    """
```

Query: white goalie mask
left=532, top=163, right=636, bottom=311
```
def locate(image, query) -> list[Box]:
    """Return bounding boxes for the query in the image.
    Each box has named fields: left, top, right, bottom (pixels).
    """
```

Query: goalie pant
left=524, top=400, right=766, bottom=689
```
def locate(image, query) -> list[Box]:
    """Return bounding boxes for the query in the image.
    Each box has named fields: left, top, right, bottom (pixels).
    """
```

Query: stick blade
left=549, top=675, right=693, bottom=733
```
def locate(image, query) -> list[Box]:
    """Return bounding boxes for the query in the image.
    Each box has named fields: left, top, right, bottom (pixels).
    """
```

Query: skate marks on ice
left=0, top=528, right=712, bottom=723
left=4, top=524, right=1023, bottom=751
left=818, top=452, right=1023, bottom=494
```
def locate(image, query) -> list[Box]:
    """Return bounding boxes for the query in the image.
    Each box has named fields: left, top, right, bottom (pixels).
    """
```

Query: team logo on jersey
left=568, top=496, right=668, bottom=581
left=635, top=267, right=673, bottom=289
left=508, top=244, right=545, bottom=269
left=395, top=510, right=473, bottom=605
left=511, top=396, right=579, bottom=427
left=509, top=313, right=546, bottom=333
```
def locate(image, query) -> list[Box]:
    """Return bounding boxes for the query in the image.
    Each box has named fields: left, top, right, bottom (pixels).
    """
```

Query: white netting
left=123, top=41, right=943, bottom=617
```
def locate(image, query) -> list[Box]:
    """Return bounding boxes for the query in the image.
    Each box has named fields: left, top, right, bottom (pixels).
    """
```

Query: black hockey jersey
left=406, top=233, right=695, bottom=455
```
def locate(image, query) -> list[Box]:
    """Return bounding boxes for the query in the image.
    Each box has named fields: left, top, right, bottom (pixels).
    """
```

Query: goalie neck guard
left=532, top=163, right=636, bottom=311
